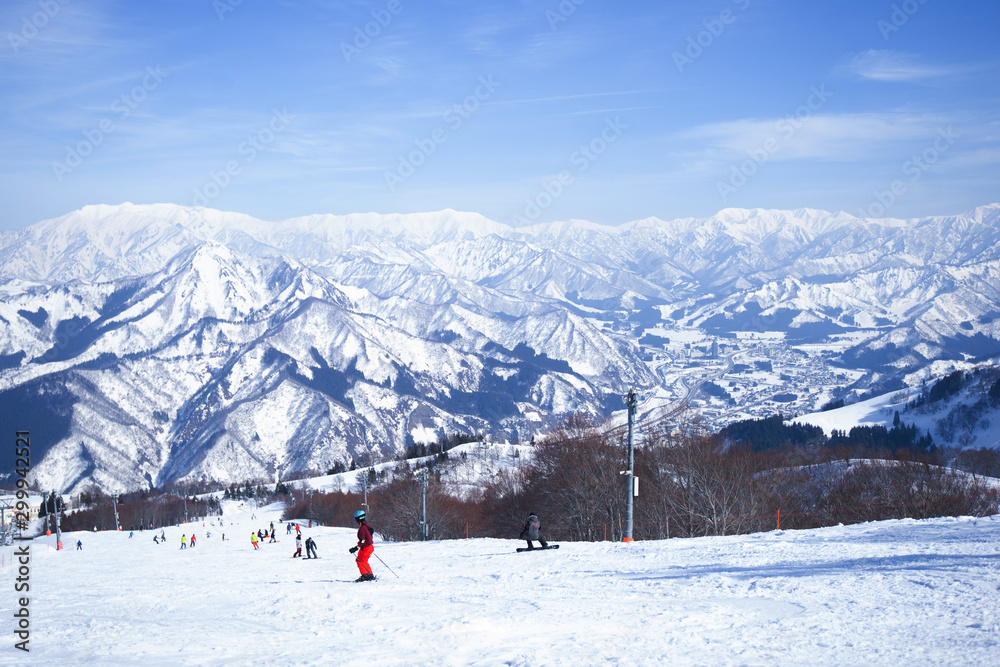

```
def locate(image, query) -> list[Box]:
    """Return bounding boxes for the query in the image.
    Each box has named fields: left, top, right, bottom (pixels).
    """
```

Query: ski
left=516, top=545, right=559, bottom=552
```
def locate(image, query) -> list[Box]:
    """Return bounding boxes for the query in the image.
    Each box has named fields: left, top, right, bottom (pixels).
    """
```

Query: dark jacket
left=357, top=521, right=373, bottom=549
left=520, top=514, right=540, bottom=540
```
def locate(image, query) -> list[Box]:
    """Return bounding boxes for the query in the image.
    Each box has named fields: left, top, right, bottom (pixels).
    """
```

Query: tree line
left=338, top=413, right=999, bottom=543
left=60, top=485, right=223, bottom=532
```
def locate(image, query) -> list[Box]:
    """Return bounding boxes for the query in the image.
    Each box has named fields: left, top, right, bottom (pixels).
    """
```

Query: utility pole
left=183, top=495, right=188, bottom=524
left=418, top=468, right=428, bottom=541
left=361, top=469, right=369, bottom=514
left=111, top=493, right=120, bottom=531
left=623, top=387, right=638, bottom=542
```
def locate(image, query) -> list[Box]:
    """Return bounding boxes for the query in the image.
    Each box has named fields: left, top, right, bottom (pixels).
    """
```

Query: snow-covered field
left=5, top=502, right=1000, bottom=666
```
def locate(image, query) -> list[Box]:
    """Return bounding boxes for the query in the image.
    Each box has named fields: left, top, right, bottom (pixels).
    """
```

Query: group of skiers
left=77, top=504, right=549, bottom=586
left=246, top=521, right=319, bottom=560
left=292, top=531, right=318, bottom=559
left=246, top=509, right=375, bottom=581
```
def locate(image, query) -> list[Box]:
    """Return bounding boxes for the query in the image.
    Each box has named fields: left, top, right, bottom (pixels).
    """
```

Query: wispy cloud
left=678, top=112, right=953, bottom=163
left=490, top=89, right=664, bottom=107
left=0, top=0, right=136, bottom=68
left=842, top=50, right=961, bottom=83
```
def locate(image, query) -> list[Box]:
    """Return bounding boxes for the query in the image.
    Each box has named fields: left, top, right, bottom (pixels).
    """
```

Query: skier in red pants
left=349, top=510, right=375, bottom=582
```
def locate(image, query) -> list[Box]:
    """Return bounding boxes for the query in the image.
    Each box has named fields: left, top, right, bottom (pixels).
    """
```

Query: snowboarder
left=269, top=530, right=277, bottom=543
left=293, top=532, right=303, bottom=557
left=257, top=529, right=264, bottom=542
left=349, top=510, right=375, bottom=581
left=305, top=536, right=317, bottom=559
left=520, top=512, right=548, bottom=550
left=153, top=535, right=159, bottom=545
left=180, top=534, right=187, bottom=549
left=251, top=532, right=259, bottom=550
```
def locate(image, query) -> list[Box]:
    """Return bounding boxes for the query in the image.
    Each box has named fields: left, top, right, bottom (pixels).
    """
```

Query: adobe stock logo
left=192, top=109, right=294, bottom=206
left=716, top=84, right=832, bottom=202
left=341, top=0, right=407, bottom=63
left=510, top=117, right=627, bottom=225
left=52, top=66, right=169, bottom=182
left=384, top=76, right=500, bottom=192
left=546, top=0, right=586, bottom=30
left=672, top=0, right=751, bottom=74
left=856, top=127, right=958, bottom=219
left=878, top=0, right=930, bottom=40
left=6, top=0, right=70, bottom=54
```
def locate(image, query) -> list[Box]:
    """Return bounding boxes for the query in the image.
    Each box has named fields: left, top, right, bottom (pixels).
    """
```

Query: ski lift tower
left=622, top=387, right=639, bottom=542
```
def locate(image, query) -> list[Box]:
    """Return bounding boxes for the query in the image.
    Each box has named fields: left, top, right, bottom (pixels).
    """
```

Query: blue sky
left=1, top=0, right=998, bottom=230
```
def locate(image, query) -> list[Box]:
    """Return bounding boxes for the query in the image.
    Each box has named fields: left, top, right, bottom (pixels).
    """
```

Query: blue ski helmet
left=354, top=510, right=366, bottom=522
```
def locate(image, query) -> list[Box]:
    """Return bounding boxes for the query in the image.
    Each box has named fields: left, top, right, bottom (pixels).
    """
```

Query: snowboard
left=516, top=545, right=559, bottom=553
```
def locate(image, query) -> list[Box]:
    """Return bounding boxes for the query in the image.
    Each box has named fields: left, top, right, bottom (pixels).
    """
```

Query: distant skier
left=180, top=534, right=187, bottom=549
left=160, top=529, right=166, bottom=542
left=349, top=510, right=375, bottom=582
left=305, top=536, right=317, bottom=559
left=293, top=533, right=303, bottom=558
left=76, top=540, right=83, bottom=550
left=153, top=535, right=159, bottom=545
left=251, top=532, right=259, bottom=550
left=520, top=512, right=548, bottom=551
left=128, top=531, right=133, bottom=539
left=270, top=521, right=275, bottom=535
left=190, top=534, right=197, bottom=548
left=286, top=523, right=292, bottom=535
left=257, top=529, right=264, bottom=542
left=269, top=530, right=277, bottom=543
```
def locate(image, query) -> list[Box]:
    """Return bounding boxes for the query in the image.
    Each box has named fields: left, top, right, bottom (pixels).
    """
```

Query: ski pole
left=373, top=552, right=399, bottom=578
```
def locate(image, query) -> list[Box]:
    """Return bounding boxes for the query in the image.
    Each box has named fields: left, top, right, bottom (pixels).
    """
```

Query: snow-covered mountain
left=2, top=202, right=999, bottom=492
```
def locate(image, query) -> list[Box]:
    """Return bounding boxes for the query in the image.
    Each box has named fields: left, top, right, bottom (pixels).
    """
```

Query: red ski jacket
left=357, top=521, right=373, bottom=549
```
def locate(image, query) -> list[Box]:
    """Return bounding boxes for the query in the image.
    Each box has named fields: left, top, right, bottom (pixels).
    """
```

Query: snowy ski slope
left=4, top=501, right=999, bottom=666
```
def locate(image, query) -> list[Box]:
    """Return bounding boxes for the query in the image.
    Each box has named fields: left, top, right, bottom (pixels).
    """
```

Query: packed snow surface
left=6, top=502, right=1000, bottom=665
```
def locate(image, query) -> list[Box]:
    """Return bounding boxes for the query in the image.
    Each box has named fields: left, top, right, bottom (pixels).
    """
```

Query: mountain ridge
left=2, top=202, right=999, bottom=492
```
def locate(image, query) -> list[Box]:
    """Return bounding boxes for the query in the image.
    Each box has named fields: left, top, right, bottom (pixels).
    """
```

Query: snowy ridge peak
left=280, top=208, right=511, bottom=247
left=2, top=201, right=1000, bottom=492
